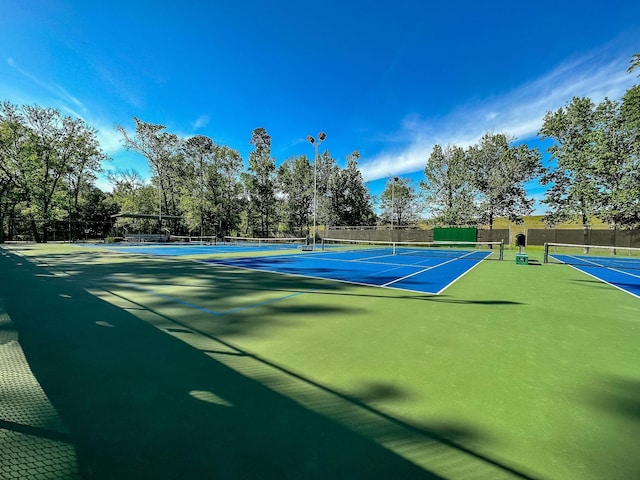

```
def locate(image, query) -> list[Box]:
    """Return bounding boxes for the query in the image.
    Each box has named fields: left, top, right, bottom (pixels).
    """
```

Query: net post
left=500, top=239, right=504, bottom=261
left=544, top=243, right=548, bottom=263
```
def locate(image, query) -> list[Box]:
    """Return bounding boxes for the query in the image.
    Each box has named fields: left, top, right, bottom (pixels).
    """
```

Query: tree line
left=0, top=55, right=638, bottom=242
left=111, top=120, right=376, bottom=239
left=409, top=54, right=640, bottom=231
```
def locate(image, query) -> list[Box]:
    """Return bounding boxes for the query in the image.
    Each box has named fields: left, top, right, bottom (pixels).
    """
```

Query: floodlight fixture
left=308, top=132, right=327, bottom=250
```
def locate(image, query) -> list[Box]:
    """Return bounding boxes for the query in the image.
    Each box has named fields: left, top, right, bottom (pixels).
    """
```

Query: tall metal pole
left=159, top=182, right=162, bottom=235
left=68, top=167, right=73, bottom=243
left=391, top=177, right=398, bottom=230
left=307, top=132, right=326, bottom=250
left=201, top=156, right=204, bottom=239
left=391, top=176, right=398, bottom=241
left=313, top=141, right=318, bottom=249
left=391, top=177, right=395, bottom=230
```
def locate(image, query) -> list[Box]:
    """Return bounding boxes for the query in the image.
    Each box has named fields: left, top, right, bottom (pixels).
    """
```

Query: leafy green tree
left=244, top=127, right=277, bottom=236
left=380, top=176, right=421, bottom=227
left=75, top=185, right=119, bottom=239
left=116, top=117, right=184, bottom=232
left=0, top=166, right=16, bottom=243
left=0, top=102, right=104, bottom=242
left=621, top=85, right=640, bottom=155
left=467, top=133, right=542, bottom=231
left=207, top=144, right=244, bottom=238
left=182, top=140, right=245, bottom=239
left=628, top=53, right=640, bottom=76
left=108, top=169, right=145, bottom=215
left=421, top=144, right=477, bottom=226
left=539, top=97, right=600, bottom=227
left=60, top=116, right=106, bottom=240
left=181, top=135, right=214, bottom=236
left=277, top=155, right=313, bottom=235
left=590, top=98, right=639, bottom=228
left=314, top=150, right=340, bottom=229
left=0, top=108, right=26, bottom=242
left=107, top=169, right=158, bottom=234
left=327, top=152, right=375, bottom=226
left=620, top=84, right=640, bottom=227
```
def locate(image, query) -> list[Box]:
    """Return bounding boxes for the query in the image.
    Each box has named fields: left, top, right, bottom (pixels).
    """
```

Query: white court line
left=553, top=254, right=640, bottom=299
left=310, top=248, right=484, bottom=269
left=206, top=249, right=490, bottom=295
left=560, top=254, right=640, bottom=279
left=435, top=257, right=489, bottom=295
left=382, top=251, right=482, bottom=287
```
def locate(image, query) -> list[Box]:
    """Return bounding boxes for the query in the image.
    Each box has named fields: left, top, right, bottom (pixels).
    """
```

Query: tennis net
left=544, top=242, right=640, bottom=269
left=321, top=238, right=504, bottom=260
left=223, top=236, right=307, bottom=248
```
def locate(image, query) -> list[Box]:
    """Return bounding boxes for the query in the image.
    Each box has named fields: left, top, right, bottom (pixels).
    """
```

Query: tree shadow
left=1, top=245, right=537, bottom=479
left=2, top=251, right=441, bottom=479
left=585, top=375, right=640, bottom=423
left=577, top=375, right=640, bottom=478
left=29, top=248, right=525, bottom=307
left=0, top=294, right=80, bottom=478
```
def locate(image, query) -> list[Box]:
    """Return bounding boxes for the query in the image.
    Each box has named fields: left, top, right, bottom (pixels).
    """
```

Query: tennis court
left=204, top=241, right=501, bottom=294
left=101, top=238, right=503, bottom=294
left=2, top=242, right=640, bottom=480
left=545, top=243, right=640, bottom=298
left=100, top=236, right=306, bottom=257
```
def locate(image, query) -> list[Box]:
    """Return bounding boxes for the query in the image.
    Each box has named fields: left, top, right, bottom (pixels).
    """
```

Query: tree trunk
left=30, top=216, right=41, bottom=243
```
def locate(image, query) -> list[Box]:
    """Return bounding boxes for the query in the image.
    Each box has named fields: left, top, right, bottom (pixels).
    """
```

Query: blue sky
left=1, top=1, right=639, bottom=214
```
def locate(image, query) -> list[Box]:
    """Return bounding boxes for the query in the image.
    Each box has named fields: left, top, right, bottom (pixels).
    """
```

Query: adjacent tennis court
left=101, top=236, right=307, bottom=257
left=545, top=242, right=640, bottom=298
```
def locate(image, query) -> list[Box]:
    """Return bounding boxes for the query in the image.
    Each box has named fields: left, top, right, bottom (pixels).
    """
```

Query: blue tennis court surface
left=551, top=254, right=640, bottom=298
left=100, top=243, right=300, bottom=256
left=204, top=248, right=491, bottom=294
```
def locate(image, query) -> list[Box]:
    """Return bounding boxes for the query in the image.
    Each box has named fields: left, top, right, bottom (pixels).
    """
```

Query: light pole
left=67, top=166, right=73, bottom=243
left=307, top=132, right=326, bottom=250
left=158, top=179, right=162, bottom=236
left=391, top=176, right=398, bottom=232
left=200, top=155, right=205, bottom=240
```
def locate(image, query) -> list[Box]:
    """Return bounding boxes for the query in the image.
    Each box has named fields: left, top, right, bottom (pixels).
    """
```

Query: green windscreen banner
left=433, top=227, right=477, bottom=242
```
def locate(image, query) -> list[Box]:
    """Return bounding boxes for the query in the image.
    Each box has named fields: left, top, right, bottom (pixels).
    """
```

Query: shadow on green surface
left=1, top=251, right=442, bottom=479
left=0, top=246, right=541, bottom=480
left=588, top=376, right=640, bottom=422
left=23, top=248, right=526, bottom=306
left=579, top=376, right=640, bottom=479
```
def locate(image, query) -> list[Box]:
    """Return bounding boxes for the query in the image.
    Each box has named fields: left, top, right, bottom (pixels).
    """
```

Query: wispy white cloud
left=191, top=114, right=209, bottom=130
left=5, top=57, right=126, bottom=157
left=7, top=57, right=85, bottom=111
left=92, top=63, right=144, bottom=109
left=95, top=123, right=124, bottom=154
left=360, top=49, right=638, bottom=182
